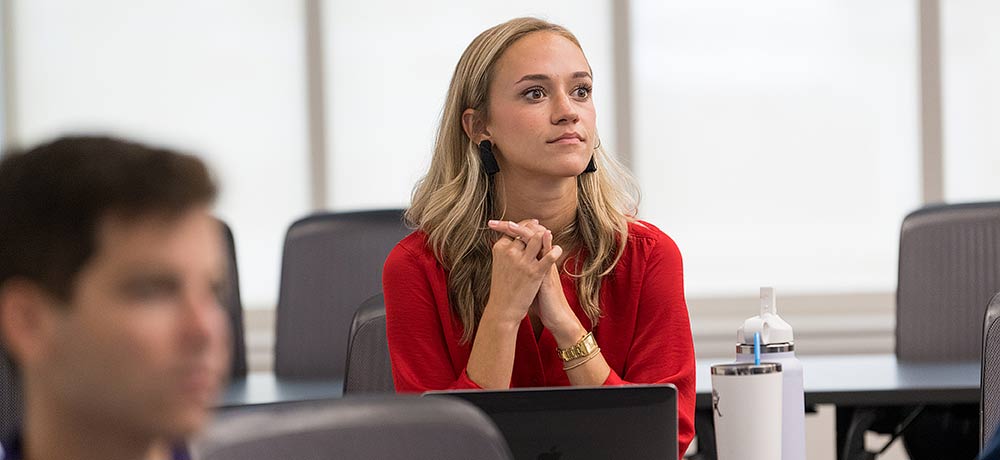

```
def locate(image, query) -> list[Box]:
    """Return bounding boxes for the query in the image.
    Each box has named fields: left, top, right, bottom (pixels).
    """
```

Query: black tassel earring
left=479, top=140, right=500, bottom=175
left=581, top=138, right=599, bottom=174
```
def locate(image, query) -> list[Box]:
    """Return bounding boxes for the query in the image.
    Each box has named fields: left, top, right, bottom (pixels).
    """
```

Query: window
left=631, top=1, right=921, bottom=296
left=942, top=0, right=1000, bottom=202
left=322, top=1, right=617, bottom=209
left=11, top=1, right=310, bottom=309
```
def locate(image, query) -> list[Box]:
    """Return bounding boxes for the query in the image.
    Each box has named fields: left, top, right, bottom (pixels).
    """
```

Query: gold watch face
left=559, top=331, right=597, bottom=361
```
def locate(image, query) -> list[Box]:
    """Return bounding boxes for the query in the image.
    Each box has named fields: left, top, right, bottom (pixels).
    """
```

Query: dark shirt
left=984, top=424, right=1000, bottom=460
left=1, top=431, right=190, bottom=460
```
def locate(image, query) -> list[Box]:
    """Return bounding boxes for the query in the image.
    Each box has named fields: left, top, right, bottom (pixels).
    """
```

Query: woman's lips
left=548, top=132, right=584, bottom=144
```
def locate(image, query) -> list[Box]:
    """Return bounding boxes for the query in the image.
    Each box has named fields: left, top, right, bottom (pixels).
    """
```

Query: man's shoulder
left=1, top=431, right=21, bottom=460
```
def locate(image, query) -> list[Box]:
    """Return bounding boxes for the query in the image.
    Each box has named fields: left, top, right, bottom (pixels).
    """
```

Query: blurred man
left=0, top=136, right=230, bottom=460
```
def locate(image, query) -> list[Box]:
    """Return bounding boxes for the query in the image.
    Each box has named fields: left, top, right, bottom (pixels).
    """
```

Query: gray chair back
left=982, top=291, right=1000, bottom=449
left=274, top=210, right=410, bottom=378
left=220, top=221, right=247, bottom=378
left=896, top=202, right=1000, bottom=361
left=192, top=397, right=513, bottom=460
left=344, top=294, right=393, bottom=394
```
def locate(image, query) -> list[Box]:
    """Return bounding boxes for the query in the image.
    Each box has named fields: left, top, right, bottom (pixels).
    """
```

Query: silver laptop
left=425, top=384, right=678, bottom=460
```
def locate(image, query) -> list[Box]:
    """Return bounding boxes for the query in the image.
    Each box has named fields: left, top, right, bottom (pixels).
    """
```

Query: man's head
left=0, top=136, right=230, bottom=440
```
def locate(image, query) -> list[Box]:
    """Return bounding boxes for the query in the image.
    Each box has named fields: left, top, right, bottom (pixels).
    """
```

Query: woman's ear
left=461, top=108, right=490, bottom=142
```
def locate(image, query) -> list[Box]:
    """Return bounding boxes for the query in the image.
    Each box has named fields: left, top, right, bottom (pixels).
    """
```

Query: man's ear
left=461, top=108, right=491, bottom=143
left=0, top=279, right=60, bottom=367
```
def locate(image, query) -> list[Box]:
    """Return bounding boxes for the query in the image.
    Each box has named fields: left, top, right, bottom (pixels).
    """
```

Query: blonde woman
left=382, top=17, right=694, bottom=454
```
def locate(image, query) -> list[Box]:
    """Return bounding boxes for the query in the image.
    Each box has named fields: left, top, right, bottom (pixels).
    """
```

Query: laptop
left=424, top=384, right=678, bottom=460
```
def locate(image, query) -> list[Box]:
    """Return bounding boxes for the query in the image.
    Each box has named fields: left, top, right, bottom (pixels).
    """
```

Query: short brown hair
left=0, top=135, right=218, bottom=301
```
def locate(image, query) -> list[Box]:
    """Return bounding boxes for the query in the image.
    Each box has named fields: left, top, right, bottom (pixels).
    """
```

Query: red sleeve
left=382, top=241, right=482, bottom=392
left=600, top=231, right=696, bottom=458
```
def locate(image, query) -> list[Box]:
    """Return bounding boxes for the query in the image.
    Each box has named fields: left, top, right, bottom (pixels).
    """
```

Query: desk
left=221, top=356, right=980, bottom=458
left=221, top=374, right=343, bottom=408
left=696, top=354, right=979, bottom=407
left=695, top=354, right=980, bottom=459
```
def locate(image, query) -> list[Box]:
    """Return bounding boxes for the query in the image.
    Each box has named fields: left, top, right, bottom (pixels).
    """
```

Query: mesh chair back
left=220, top=221, right=247, bottom=378
left=344, top=294, right=393, bottom=394
left=275, top=210, right=410, bottom=378
left=193, top=397, right=513, bottom=460
left=982, top=291, right=1000, bottom=449
left=896, top=202, right=1000, bottom=361
left=0, top=348, right=19, bottom=443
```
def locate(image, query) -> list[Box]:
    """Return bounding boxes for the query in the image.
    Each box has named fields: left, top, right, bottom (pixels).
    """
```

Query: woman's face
left=484, top=31, right=597, bottom=179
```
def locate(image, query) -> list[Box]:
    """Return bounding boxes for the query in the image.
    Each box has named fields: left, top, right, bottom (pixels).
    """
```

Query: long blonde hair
left=406, top=17, right=639, bottom=343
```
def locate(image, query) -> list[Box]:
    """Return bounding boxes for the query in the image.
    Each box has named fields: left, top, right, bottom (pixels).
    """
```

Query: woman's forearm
left=465, top=301, right=522, bottom=389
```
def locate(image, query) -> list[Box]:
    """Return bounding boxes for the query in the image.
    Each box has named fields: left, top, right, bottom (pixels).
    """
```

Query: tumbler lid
left=710, top=362, right=782, bottom=376
left=736, top=342, right=794, bottom=354
left=737, top=287, right=794, bottom=345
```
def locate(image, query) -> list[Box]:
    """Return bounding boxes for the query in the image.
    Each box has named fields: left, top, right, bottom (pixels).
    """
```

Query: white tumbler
left=736, top=343, right=805, bottom=460
left=710, top=362, right=783, bottom=460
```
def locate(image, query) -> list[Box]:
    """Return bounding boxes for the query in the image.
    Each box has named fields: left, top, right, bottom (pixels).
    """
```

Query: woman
left=382, top=17, right=695, bottom=454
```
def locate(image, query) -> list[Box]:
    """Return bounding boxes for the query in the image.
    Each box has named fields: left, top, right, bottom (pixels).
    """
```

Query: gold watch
left=557, top=331, right=599, bottom=362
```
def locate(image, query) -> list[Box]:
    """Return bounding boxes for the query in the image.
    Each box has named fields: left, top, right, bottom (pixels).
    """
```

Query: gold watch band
left=557, top=331, right=599, bottom=362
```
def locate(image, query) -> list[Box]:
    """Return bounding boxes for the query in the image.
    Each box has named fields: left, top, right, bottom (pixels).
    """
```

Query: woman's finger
left=488, top=219, right=527, bottom=239
left=522, top=229, right=545, bottom=261
left=542, top=244, right=563, bottom=264
left=488, top=219, right=544, bottom=243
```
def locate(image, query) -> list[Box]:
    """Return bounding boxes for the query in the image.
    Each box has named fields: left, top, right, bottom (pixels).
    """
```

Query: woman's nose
left=550, top=93, right=580, bottom=125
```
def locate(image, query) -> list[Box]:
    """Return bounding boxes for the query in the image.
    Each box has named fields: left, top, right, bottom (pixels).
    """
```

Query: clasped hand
left=486, top=219, right=585, bottom=345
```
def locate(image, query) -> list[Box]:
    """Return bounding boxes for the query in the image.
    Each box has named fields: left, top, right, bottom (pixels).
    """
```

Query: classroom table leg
left=691, top=407, right=717, bottom=460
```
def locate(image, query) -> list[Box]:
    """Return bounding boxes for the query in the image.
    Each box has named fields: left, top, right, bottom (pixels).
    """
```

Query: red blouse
left=382, top=220, right=695, bottom=455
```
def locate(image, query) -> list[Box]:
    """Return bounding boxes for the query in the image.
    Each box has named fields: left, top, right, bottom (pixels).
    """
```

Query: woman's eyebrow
left=514, top=74, right=551, bottom=85
left=513, top=71, right=592, bottom=85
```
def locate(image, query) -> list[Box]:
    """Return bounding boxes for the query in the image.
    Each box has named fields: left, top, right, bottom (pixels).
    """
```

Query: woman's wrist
left=551, top=322, right=588, bottom=349
left=538, top=281, right=584, bottom=346
left=481, top=300, right=527, bottom=331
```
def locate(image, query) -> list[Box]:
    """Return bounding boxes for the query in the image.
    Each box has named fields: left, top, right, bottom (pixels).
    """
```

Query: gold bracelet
left=557, top=331, right=599, bottom=362
left=562, top=347, right=601, bottom=371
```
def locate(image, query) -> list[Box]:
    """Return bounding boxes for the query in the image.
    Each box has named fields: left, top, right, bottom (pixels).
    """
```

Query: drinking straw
left=753, top=331, right=761, bottom=366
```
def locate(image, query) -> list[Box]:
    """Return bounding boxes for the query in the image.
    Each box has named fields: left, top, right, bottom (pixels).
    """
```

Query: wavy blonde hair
left=406, top=17, right=640, bottom=344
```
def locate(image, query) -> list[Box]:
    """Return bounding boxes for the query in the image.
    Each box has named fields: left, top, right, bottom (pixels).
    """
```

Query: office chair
left=982, top=291, right=1000, bottom=450
left=274, top=209, right=411, bottom=378
left=843, top=201, right=1000, bottom=460
left=343, top=294, right=394, bottom=394
left=192, top=396, right=513, bottom=460
left=219, top=220, right=247, bottom=378
left=896, top=201, right=1000, bottom=361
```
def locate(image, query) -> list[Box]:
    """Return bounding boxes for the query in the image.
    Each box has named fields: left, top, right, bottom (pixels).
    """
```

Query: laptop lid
left=425, top=384, right=678, bottom=460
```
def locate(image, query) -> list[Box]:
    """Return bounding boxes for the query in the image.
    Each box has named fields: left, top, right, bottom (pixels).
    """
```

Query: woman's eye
left=574, top=87, right=591, bottom=98
left=525, top=88, right=544, bottom=100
